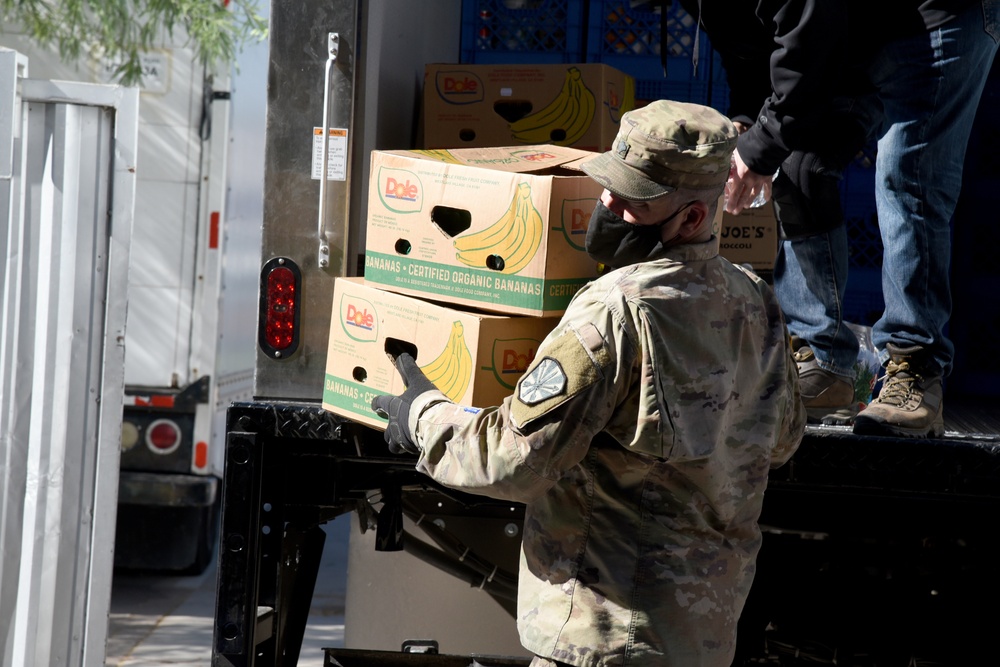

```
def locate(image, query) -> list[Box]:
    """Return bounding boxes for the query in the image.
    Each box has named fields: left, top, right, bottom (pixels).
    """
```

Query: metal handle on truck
left=317, top=32, right=339, bottom=269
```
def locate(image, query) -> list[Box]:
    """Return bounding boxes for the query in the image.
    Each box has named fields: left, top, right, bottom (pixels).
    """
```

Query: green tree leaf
left=1, top=0, right=267, bottom=86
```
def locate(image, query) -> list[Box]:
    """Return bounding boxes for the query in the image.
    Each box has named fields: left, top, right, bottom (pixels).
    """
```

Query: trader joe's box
left=323, top=277, right=560, bottom=430
left=363, top=145, right=604, bottom=317
left=716, top=201, right=779, bottom=271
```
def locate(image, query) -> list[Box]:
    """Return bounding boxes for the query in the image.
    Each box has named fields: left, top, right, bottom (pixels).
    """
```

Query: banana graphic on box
left=509, top=66, right=597, bottom=146
left=420, top=321, right=473, bottom=403
left=453, top=182, right=544, bottom=274
left=411, top=148, right=463, bottom=164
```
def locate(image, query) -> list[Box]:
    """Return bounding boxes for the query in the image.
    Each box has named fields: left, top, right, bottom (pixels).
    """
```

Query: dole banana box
left=323, top=277, right=560, bottom=429
left=422, top=63, right=635, bottom=152
left=363, top=145, right=604, bottom=317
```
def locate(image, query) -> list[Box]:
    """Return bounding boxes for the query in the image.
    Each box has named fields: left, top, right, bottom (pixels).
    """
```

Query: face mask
left=585, top=201, right=690, bottom=269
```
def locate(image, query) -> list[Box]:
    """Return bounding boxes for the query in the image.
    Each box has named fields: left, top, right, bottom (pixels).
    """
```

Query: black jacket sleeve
left=737, top=0, right=849, bottom=174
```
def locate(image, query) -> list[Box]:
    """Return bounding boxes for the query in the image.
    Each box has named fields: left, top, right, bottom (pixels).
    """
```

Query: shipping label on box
left=323, top=277, right=560, bottom=429
left=716, top=201, right=778, bottom=271
left=422, top=63, right=635, bottom=152
left=363, top=145, right=604, bottom=317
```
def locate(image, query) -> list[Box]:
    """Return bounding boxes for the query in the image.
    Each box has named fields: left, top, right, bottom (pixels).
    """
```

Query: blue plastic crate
left=586, top=0, right=708, bottom=78
left=948, top=177, right=1000, bottom=398
left=839, top=152, right=882, bottom=326
left=843, top=267, right=884, bottom=328
left=840, top=152, right=880, bottom=270
left=843, top=198, right=881, bottom=269
left=634, top=78, right=730, bottom=113
left=948, top=284, right=1000, bottom=398
left=586, top=1, right=730, bottom=111
left=460, top=0, right=586, bottom=64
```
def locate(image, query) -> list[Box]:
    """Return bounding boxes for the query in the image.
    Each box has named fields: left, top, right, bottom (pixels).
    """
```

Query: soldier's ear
left=679, top=200, right=710, bottom=234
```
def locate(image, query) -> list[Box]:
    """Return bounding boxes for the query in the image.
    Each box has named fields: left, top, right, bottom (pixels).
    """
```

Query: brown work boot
left=791, top=337, right=858, bottom=425
left=852, top=344, right=944, bottom=438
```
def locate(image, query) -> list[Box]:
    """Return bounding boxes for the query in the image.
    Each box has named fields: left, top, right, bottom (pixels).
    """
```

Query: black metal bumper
left=211, top=401, right=1000, bottom=667
left=118, top=470, right=218, bottom=507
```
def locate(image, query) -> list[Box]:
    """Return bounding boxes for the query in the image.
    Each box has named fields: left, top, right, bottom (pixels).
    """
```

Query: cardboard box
left=716, top=201, right=779, bottom=271
left=422, top=63, right=635, bottom=152
left=323, top=277, right=560, bottom=429
left=363, top=145, right=605, bottom=317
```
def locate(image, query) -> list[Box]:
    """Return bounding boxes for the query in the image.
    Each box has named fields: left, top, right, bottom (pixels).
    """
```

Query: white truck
left=202, top=1, right=1000, bottom=666
left=0, top=45, right=139, bottom=667
left=0, top=24, right=263, bottom=574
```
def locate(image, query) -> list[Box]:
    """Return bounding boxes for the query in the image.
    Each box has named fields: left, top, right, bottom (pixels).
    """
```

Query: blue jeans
left=775, top=0, right=1000, bottom=379
left=775, top=227, right=857, bottom=378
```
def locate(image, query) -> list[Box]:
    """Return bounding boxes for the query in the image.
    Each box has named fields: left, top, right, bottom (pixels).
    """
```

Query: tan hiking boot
left=852, top=344, right=944, bottom=438
left=791, top=337, right=858, bottom=425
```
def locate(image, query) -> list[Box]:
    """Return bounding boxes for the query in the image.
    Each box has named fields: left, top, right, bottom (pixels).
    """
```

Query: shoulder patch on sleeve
left=518, top=357, right=566, bottom=405
left=511, top=321, right=613, bottom=429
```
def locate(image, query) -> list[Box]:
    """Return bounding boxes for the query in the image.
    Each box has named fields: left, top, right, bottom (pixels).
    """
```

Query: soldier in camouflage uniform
left=372, top=99, right=806, bottom=667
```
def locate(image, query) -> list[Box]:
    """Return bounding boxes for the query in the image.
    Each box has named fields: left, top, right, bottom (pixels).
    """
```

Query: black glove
left=371, top=352, right=439, bottom=455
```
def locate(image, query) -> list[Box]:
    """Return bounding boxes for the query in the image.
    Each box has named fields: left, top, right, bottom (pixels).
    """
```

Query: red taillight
left=209, top=211, right=220, bottom=249
left=259, top=258, right=301, bottom=358
left=265, top=267, right=296, bottom=350
left=146, top=419, right=181, bottom=454
left=194, top=441, right=209, bottom=469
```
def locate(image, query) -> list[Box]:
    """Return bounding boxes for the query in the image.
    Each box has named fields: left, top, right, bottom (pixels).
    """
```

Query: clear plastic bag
left=724, top=158, right=777, bottom=210
left=846, top=322, right=882, bottom=408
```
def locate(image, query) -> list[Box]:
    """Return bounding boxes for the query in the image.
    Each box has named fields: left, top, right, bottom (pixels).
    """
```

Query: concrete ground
left=105, top=515, right=351, bottom=666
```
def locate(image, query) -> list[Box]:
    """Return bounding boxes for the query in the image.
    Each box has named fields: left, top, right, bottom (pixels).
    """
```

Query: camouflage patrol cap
left=581, top=99, right=737, bottom=201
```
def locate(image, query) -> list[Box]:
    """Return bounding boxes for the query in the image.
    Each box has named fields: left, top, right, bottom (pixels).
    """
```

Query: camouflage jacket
left=408, top=238, right=806, bottom=666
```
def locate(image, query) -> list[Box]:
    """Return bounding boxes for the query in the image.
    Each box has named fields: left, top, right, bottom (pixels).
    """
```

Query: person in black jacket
left=679, top=0, right=872, bottom=426
left=711, top=0, right=999, bottom=437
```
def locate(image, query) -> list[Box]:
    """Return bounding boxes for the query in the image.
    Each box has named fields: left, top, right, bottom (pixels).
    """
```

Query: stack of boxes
left=323, top=49, right=777, bottom=429
left=420, top=61, right=777, bottom=275
left=324, top=61, right=638, bottom=428
left=454, top=0, right=780, bottom=275
left=322, top=145, right=607, bottom=429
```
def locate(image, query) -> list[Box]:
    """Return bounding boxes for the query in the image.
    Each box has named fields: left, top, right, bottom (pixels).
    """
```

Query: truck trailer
left=0, top=21, right=262, bottom=575
left=211, top=1, right=1000, bottom=666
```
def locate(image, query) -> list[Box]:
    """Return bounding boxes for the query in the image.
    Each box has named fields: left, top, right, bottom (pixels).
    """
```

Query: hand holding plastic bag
left=724, top=148, right=776, bottom=214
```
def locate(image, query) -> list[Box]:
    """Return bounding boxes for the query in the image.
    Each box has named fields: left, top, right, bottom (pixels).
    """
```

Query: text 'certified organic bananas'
left=420, top=321, right=473, bottom=403
left=509, top=66, right=597, bottom=147
left=453, top=182, right=544, bottom=274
